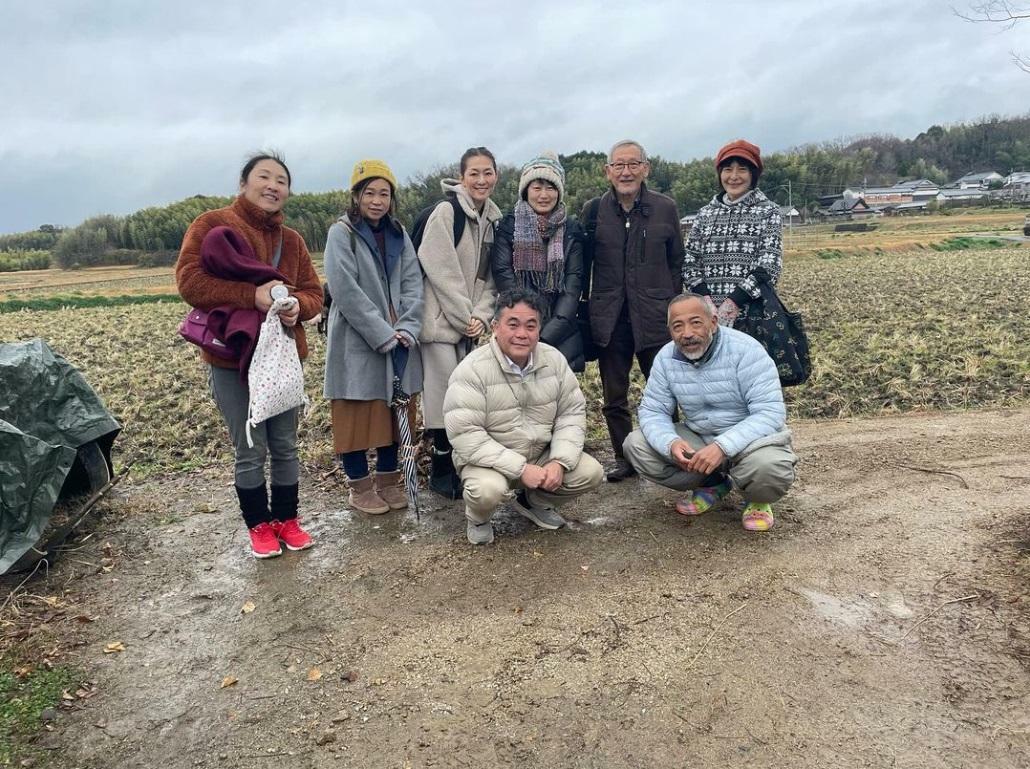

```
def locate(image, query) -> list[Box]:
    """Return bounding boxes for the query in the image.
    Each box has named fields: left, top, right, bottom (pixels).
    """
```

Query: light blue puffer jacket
left=638, top=327, right=789, bottom=459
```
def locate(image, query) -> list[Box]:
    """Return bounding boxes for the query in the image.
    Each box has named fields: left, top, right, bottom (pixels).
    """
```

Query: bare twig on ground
left=933, top=572, right=955, bottom=590
left=891, top=463, right=970, bottom=488
left=900, top=594, right=981, bottom=642
left=685, top=603, right=748, bottom=668
left=673, top=710, right=733, bottom=739
left=0, top=559, right=48, bottom=616
left=605, top=614, right=624, bottom=647
left=632, top=612, right=669, bottom=625
left=284, top=642, right=331, bottom=663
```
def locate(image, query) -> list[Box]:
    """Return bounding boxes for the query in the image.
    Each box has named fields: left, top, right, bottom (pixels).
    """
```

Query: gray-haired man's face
left=605, top=144, right=649, bottom=199
left=668, top=297, right=718, bottom=360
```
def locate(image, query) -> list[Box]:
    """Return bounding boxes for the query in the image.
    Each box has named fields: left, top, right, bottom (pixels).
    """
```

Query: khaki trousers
left=460, top=452, right=604, bottom=524
left=623, top=425, right=797, bottom=503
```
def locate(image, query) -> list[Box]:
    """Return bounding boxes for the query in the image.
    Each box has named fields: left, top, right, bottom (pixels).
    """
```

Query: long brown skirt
left=331, top=398, right=418, bottom=454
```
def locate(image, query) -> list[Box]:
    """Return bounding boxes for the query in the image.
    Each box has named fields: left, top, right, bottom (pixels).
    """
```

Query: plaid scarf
left=512, top=200, right=566, bottom=294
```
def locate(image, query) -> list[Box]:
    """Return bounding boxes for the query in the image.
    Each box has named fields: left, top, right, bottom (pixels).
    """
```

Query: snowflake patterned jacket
left=683, top=188, right=782, bottom=307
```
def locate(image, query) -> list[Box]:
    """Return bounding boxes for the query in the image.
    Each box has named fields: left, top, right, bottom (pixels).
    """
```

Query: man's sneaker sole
left=514, top=496, right=565, bottom=530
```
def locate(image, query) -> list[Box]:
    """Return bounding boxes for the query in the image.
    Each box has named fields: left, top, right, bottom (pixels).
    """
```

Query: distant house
left=1003, top=171, right=1030, bottom=187
left=892, top=179, right=941, bottom=199
left=954, top=171, right=1003, bottom=189
left=820, top=197, right=875, bottom=219
left=779, top=205, right=802, bottom=224
left=999, top=171, right=1030, bottom=201
left=846, top=186, right=907, bottom=204
left=679, top=213, right=697, bottom=237
left=843, top=179, right=939, bottom=205
left=937, top=188, right=990, bottom=203
left=883, top=199, right=933, bottom=216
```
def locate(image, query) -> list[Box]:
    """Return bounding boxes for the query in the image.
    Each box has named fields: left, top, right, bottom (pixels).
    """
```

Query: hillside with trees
left=2, top=114, right=1028, bottom=271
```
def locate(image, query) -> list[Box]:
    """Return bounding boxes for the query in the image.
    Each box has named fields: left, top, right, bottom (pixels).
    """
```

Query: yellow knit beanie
left=350, top=159, right=398, bottom=191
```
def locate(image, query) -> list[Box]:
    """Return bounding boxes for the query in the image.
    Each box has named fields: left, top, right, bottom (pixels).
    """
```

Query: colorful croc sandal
left=742, top=502, right=775, bottom=531
left=675, top=478, right=733, bottom=516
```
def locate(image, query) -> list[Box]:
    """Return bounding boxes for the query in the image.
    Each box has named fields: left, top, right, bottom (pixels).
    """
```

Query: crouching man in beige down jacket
left=443, top=289, right=604, bottom=544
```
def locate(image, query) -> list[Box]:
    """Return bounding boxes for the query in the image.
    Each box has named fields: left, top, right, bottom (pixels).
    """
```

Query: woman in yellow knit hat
left=323, top=160, right=424, bottom=514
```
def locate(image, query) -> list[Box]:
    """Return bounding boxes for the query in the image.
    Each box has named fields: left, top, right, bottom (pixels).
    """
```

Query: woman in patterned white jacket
left=682, top=139, right=782, bottom=327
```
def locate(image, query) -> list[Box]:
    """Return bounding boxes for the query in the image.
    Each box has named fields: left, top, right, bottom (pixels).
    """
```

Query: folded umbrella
left=390, top=346, right=421, bottom=520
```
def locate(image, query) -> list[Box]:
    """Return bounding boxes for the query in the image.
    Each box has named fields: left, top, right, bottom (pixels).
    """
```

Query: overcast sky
left=2, top=0, right=1028, bottom=234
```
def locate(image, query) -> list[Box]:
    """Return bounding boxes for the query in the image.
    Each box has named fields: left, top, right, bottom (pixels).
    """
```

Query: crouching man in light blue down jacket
left=622, top=292, right=797, bottom=531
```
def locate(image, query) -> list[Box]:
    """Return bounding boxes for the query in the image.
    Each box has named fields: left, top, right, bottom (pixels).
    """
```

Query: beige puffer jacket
left=417, top=180, right=502, bottom=344
left=443, top=339, right=587, bottom=480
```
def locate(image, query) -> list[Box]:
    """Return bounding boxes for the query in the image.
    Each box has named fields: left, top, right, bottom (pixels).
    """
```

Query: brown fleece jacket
left=176, top=195, right=323, bottom=368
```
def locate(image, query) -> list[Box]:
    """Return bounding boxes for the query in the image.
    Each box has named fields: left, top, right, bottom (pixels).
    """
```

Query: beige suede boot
left=347, top=475, right=390, bottom=515
left=375, top=471, right=409, bottom=510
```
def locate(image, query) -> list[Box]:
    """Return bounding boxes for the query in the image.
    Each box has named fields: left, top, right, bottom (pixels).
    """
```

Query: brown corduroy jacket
left=175, top=195, right=323, bottom=368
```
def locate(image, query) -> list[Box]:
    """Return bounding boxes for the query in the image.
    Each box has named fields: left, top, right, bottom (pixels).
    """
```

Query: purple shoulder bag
left=178, top=235, right=282, bottom=357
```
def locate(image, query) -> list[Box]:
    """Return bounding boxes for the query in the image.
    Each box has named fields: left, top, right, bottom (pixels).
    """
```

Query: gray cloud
left=2, top=0, right=1028, bottom=232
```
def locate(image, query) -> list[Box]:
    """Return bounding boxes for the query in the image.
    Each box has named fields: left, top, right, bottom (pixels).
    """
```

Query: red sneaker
left=248, top=522, right=282, bottom=558
left=271, top=518, right=314, bottom=551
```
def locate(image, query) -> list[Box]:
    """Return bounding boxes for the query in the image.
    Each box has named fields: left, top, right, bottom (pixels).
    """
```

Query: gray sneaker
left=466, top=519, right=495, bottom=545
left=514, top=491, right=566, bottom=530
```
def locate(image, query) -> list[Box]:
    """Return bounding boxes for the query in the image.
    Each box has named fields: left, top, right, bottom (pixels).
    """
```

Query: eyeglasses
left=607, top=160, right=647, bottom=172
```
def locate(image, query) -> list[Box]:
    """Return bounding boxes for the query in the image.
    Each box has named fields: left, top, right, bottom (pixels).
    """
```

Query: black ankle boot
left=236, top=483, right=270, bottom=528
left=270, top=483, right=299, bottom=521
left=429, top=448, right=463, bottom=500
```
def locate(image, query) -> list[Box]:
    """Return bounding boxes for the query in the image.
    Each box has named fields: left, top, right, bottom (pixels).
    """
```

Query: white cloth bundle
left=246, top=297, right=308, bottom=447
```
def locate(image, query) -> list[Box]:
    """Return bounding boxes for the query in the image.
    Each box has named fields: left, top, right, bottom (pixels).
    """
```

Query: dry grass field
left=1, top=240, right=1026, bottom=476
left=784, top=208, right=1026, bottom=257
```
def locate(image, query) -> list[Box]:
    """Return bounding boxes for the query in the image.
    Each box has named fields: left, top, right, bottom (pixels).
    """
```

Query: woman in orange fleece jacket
left=176, top=152, right=322, bottom=559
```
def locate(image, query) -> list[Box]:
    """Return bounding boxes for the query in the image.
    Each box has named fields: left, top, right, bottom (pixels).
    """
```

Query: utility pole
left=788, top=179, right=793, bottom=248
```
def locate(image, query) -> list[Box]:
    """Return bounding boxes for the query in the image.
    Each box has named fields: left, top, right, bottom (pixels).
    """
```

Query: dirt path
left=17, top=408, right=1030, bottom=768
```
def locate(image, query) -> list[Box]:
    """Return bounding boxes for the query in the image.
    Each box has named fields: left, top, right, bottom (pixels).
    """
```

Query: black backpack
left=410, top=194, right=465, bottom=252
left=575, top=197, right=602, bottom=360
left=318, top=196, right=467, bottom=335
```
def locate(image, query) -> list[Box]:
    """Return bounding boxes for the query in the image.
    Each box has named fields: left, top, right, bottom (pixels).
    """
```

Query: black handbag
left=733, top=271, right=812, bottom=387
left=576, top=197, right=602, bottom=363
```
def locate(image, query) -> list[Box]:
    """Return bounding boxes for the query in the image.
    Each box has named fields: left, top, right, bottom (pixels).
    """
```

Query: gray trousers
left=209, top=365, right=300, bottom=489
left=623, top=424, right=797, bottom=503
left=460, top=452, right=604, bottom=525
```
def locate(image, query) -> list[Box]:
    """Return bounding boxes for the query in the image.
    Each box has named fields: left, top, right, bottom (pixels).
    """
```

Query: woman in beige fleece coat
left=418, top=147, right=502, bottom=499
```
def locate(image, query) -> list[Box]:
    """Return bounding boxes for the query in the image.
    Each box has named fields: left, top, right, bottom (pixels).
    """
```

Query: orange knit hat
left=715, top=139, right=763, bottom=174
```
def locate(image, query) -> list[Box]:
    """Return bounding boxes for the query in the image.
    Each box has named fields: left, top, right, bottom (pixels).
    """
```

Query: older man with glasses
left=580, top=140, right=685, bottom=481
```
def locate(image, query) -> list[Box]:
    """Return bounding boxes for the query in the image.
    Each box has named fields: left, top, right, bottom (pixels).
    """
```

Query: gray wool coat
left=323, top=213, right=424, bottom=401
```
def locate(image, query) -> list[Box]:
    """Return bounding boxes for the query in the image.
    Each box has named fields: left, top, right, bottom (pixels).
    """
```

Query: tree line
left=2, top=114, right=1029, bottom=272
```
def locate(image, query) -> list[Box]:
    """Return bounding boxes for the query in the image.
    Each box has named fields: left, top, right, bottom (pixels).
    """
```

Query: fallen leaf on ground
left=220, top=676, right=238, bottom=689
left=307, top=667, right=322, bottom=682
left=241, top=601, right=256, bottom=614
left=103, top=641, right=126, bottom=654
